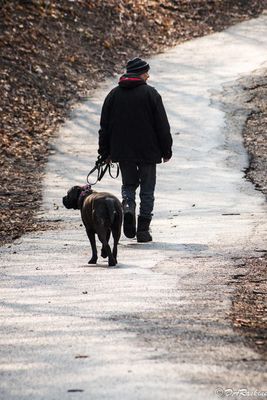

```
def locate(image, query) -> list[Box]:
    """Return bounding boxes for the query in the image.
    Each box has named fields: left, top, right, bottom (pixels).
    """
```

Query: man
left=98, top=57, right=172, bottom=242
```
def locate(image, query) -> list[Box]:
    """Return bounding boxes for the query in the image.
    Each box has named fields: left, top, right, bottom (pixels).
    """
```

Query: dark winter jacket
left=98, top=74, right=172, bottom=164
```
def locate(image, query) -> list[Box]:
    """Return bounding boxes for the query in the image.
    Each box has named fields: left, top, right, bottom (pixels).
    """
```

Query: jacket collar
left=119, top=73, right=146, bottom=88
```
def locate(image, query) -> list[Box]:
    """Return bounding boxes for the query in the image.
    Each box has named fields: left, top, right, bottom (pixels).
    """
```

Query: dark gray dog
left=63, top=184, right=122, bottom=266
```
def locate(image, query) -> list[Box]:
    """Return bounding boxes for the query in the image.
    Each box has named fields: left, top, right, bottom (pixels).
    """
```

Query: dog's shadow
left=80, top=263, right=118, bottom=269
left=78, top=242, right=208, bottom=269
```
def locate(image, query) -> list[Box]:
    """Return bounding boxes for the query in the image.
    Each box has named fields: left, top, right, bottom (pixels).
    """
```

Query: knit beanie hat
left=126, top=57, right=150, bottom=74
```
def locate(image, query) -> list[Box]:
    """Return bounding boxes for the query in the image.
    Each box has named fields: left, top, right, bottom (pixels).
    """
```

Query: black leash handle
left=108, top=161, right=120, bottom=179
left=86, top=156, right=119, bottom=185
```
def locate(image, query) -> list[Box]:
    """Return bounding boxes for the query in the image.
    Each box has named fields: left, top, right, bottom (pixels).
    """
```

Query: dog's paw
left=88, top=257, right=97, bottom=265
left=108, top=256, right=117, bottom=267
left=101, top=248, right=108, bottom=258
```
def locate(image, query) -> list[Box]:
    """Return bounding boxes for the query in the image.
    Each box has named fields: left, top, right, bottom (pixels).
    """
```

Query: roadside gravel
left=224, top=68, right=267, bottom=357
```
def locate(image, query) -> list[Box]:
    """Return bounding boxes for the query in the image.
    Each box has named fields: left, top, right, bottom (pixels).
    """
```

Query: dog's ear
left=70, top=186, right=82, bottom=209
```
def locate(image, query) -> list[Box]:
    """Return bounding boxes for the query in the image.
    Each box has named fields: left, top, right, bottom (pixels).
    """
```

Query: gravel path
left=1, top=15, right=267, bottom=400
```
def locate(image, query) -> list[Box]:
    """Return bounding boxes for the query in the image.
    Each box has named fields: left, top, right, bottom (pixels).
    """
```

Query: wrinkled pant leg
left=119, top=161, right=139, bottom=205
left=138, top=164, right=156, bottom=219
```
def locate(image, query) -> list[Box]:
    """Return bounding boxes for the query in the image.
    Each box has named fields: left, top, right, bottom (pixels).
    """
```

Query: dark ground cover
left=229, top=70, right=267, bottom=358
left=0, top=0, right=266, bottom=357
left=243, top=72, right=267, bottom=198
left=230, top=253, right=267, bottom=358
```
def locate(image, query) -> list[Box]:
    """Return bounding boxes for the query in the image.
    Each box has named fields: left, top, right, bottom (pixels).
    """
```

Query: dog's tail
left=105, top=198, right=117, bottom=224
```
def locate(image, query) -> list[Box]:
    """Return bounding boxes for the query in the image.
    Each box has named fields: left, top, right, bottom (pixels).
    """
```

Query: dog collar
left=78, top=184, right=92, bottom=208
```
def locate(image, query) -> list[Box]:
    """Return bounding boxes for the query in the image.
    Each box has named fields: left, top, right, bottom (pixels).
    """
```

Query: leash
left=86, top=156, right=119, bottom=185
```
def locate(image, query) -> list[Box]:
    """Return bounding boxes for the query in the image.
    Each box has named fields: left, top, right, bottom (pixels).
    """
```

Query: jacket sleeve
left=98, top=91, right=113, bottom=159
left=153, top=92, right=173, bottom=160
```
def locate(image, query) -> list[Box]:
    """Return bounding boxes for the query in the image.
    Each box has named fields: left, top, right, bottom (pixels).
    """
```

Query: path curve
left=1, top=14, right=267, bottom=400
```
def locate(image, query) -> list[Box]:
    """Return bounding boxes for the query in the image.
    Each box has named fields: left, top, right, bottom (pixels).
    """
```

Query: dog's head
left=63, top=185, right=93, bottom=210
left=63, top=186, right=82, bottom=209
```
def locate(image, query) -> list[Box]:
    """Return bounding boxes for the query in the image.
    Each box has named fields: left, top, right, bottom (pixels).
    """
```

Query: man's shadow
left=121, top=241, right=208, bottom=252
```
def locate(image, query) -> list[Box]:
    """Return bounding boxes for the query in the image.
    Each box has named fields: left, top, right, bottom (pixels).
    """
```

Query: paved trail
left=1, top=15, right=267, bottom=400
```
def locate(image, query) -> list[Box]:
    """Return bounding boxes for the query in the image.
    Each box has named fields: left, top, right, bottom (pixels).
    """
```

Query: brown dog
left=63, top=184, right=122, bottom=266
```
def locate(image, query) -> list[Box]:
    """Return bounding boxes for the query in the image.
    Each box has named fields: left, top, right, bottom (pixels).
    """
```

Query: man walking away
left=98, top=57, right=172, bottom=242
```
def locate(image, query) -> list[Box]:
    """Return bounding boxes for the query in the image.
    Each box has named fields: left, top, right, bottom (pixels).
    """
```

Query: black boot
left=123, top=201, right=136, bottom=238
left=136, top=216, right=152, bottom=243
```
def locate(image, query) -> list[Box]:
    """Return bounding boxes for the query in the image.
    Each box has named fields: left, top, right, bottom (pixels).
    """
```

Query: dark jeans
left=119, top=161, right=156, bottom=219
